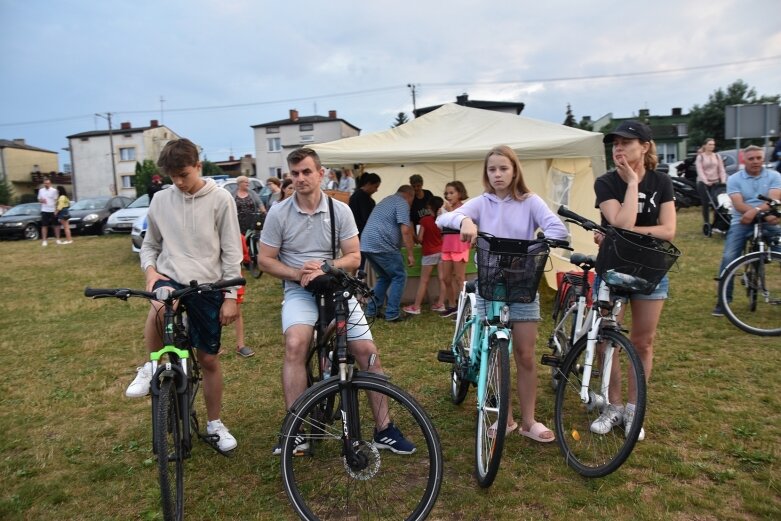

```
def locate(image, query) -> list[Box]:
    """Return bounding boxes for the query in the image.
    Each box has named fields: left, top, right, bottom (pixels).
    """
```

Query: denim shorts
left=153, top=279, right=224, bottom=355
left=282, top=282, right=372, bottom=341
left=592, top=274, right=669, bottom=301
left=474, top=285, right=541, bottom=322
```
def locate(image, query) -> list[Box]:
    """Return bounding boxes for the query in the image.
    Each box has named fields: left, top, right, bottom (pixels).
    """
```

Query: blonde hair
left=482, top=145, right=531, bottom=201
left=644, top=141, right=659, bottom=171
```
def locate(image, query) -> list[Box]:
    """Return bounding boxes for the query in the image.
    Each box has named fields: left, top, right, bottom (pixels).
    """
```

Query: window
left=655, top=143, right=677, bottom=163
left=267, top=138, right=281, bottom=152
left=675, top=123, right=688, bottom=137
left=121, top=175, right=135, bottom=188
left=299, top=123, right=314, bottom=131
left=119, top=147, right=136, bottom=161
left=266, top=127, right=280, bottom=134
left=269, top=167, right=282, bottom=178
left=300, top=135, right=314, bottom=143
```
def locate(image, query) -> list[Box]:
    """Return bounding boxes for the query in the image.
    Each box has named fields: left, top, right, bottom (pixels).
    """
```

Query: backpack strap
left=328, top=196, right=336, bottom=260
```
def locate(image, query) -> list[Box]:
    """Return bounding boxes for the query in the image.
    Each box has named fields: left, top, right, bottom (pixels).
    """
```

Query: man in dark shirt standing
left=348, top=172, right=381, bottom=235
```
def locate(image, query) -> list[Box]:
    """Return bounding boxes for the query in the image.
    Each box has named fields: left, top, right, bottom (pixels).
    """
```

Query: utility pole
left=160, top=95, right=166, bottom=124
left=95, top=112, right=118, bottom=195
left=407, top=83, right=418, bottom=115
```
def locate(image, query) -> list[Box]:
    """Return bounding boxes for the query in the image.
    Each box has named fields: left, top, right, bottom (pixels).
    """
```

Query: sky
left=1, top=0, right=780, bottom=170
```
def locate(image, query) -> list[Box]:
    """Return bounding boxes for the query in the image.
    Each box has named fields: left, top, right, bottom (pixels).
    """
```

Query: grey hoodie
left=140, top=178, right=243, bottom=298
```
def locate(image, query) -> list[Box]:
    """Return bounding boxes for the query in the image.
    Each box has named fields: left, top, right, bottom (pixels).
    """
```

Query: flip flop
left=488, top=421, right=518, bottom=439
left=519, top=422, right=555, bottom=443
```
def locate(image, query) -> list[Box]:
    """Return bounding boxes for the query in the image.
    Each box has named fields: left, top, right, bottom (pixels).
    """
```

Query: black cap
left=603, top=120, right=653, bottom=143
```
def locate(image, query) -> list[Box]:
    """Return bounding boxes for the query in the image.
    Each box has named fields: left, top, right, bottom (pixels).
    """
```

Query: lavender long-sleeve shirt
left=436, top=192, right=567, bottom=241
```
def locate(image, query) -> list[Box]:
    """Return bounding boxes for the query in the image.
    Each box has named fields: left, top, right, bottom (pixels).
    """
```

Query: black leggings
left=696, top=182, right=720, bottom=224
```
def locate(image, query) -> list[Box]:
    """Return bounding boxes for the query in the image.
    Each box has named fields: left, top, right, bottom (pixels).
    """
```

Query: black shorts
left=41, top=212, right=56, bottom=227
left=153, top=279, right=225, bottom=355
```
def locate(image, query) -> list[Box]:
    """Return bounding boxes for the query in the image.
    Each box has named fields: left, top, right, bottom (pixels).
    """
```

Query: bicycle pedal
left=540, top=354, right=561, bottom=367
left=437, top=350, right=456, bottom=364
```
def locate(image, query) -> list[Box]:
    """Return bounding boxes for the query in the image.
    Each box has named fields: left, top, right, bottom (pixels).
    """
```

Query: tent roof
left=311, top=103, right=604, bottom=165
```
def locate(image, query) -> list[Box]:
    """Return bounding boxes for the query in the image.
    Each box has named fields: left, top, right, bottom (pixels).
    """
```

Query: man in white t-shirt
left=37, top=178, right=58, bottom=246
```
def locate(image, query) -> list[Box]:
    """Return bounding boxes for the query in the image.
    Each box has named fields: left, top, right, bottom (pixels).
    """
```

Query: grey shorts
left=421, top=253, right=442, bottom=266
left=281, top=283, right=372, bottom=341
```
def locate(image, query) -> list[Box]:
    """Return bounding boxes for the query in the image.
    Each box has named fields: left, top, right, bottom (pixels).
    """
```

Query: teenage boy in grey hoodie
left=126, top=138, right=243, bottom=452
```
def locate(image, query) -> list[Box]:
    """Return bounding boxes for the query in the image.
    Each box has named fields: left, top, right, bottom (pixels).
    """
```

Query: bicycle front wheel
left=474, top=338, right=510, bottom=488
left=719, top=251, right=781, bottom=336
left=554, top=329, right=646, bottom=477
left=281, top=375, right=442, bottom=521
left=155, top=378, right=185, bottom=521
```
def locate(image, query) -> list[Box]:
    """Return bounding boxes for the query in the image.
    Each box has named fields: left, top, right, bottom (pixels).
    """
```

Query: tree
left=0, top=178, right=14, bottom=205
left=563, top=104, right=577, bottom=127
left=688, top=80, right=780, bottom=150
left=201, top=160, right=225, bottom=178
left=134, top=160, right=160, bottom=197
left=392, top=112, right=409, bottom=127
left=577, top=117, right=594, bottom=132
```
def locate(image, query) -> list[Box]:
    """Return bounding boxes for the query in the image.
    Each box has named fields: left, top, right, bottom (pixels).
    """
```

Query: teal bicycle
left=438, top=232, right=568, bottom=487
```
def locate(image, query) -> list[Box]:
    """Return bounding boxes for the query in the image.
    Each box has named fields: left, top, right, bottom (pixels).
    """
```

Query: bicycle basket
left=475, top=235, right=550, bottom=303
left=596, top=227, right=681, bottom=294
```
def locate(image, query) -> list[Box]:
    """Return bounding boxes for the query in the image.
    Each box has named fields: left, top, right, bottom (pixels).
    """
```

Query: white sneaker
left=56, top=239, right=65, bottom=245
left=207, top=420, right=237, bottom=452
left=590, top=403, right=624, bottom=434
left=41, top=240, right=48, bottom=247
left=624, top=404, right=646, bottom=441
left=63, top=240, right=73, bottom=245
left=125, top=362, right=152, bottom=398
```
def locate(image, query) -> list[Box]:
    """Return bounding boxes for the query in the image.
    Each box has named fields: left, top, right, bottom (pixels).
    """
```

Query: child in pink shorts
left=439, top=181, right=470, bottom=317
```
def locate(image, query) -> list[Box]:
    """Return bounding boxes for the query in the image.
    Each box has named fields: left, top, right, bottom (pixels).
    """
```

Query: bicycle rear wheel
left=450, top=297, right=473, bottom=404
left=554, top=329, right=646, bottom=477
left=155, top=378, right=185, bottom=521
left=281, top=375, right=442, bottom=521
left=550, top=287, right=578, bottom=390
left=719, top=251, right=781, bottom=336
left=474, top=338, right=510, bottom=488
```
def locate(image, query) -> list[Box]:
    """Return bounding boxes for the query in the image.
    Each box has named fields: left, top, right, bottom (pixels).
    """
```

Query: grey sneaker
left=590, top=403, right=624, bottom=434
left=623, top=405, right=646, bottom=441
left=125, top=362, right=153, bottom=398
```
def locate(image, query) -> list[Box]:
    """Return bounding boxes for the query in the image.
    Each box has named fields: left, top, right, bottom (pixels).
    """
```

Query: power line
left=2, top=55, right=779, bottom=128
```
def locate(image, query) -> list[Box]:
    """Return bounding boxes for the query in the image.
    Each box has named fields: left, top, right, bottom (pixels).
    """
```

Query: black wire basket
left=596, top=227, right=681, bottom=295
left=475, top=235, right=550, bottom=303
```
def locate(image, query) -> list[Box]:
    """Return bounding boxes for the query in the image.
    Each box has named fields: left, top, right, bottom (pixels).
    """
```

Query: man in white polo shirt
left=37, top=177, right=58, bottom=246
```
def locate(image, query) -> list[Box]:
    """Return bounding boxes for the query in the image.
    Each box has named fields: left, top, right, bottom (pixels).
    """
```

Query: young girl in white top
left=437, top=145, right=567, bottom=443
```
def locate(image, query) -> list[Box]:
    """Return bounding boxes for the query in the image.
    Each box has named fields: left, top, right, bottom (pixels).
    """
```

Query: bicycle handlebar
left=84, top=277, right=246, bottom=301
left=320, top=262, right=373, bottom=298
left=441, top=227, right=570, bottom=249
left=557, top=205, right=607, bottom=234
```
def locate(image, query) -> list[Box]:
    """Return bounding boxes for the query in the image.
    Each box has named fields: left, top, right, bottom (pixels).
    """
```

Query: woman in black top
left=591, top=121, right=676, bottom=442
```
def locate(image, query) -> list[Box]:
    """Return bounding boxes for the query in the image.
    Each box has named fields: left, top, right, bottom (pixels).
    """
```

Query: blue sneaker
left=373, top=422, right=416, bottom=454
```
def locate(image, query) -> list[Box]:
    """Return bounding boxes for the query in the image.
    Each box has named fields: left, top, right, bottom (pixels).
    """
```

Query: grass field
left=0, top=207, right=778, bottom=520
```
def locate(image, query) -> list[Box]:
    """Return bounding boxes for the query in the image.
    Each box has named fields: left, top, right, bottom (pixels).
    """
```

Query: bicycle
left=545, top=206, right=679, bottom=477
left=717, top=195, right=781, bottom=336
left=280, top=262, right=443, bottom=521
left=437, top=231, right=567, bottom=488
left=84, top=277, right=245, bottom=521
left=245, top=212, right=264, bottom=279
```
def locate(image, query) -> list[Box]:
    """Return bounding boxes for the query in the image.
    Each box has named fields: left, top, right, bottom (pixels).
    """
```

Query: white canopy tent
left=311, top=103, right=607, bottom=287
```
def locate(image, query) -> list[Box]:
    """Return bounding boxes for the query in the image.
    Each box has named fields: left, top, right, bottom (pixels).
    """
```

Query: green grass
left=0, top=208, right=779, bottom=520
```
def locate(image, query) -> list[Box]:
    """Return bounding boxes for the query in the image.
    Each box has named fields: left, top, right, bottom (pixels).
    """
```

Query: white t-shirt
left=38, top=187, right=58, bottom=212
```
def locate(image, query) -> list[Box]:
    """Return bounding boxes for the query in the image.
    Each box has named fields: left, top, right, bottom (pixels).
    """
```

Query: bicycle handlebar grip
left=84, top=287, right=117, bottom=297
left=557, top=205, right=585, bottom=222
left=213, top=277, right=246, bottom=289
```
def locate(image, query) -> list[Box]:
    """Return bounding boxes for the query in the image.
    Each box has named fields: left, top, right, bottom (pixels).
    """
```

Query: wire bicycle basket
left=596, top=227, right=681, bottom=294
left=475, top=235, right=550, bottom=303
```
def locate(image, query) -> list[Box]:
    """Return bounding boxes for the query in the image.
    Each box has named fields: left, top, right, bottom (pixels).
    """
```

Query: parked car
left=131, top=213, right=147, bottom=253
left=106, top=194, right=151, bottom=233
left=222, top=177, right=264, bottom=197
left=68, top=196, right=133, bottom=235
left=0, top=202, right=42, bottom=240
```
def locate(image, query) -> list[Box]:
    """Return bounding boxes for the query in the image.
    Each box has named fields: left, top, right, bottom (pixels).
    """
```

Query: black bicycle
left=718, top=195, right=781, bottom=336
left=85, top=278, right=245, bottom=521
left=280, top=262, right=443, bottom=521
left=245, top=212, right=264, bottom=279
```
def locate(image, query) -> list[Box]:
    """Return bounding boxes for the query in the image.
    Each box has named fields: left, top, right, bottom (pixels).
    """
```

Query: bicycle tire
left=474, top=337, right=510, bottom=488
left=155, top=378, right=185, bottom=521
left=550, top=286, right=578, bottom=390
left=450, top=297, right=473, bottom=405
left=719, top=251, right=781, bottom=336
left=554, top=329, right=646, bottom=477
left=281, top=374, right=442, bottom=521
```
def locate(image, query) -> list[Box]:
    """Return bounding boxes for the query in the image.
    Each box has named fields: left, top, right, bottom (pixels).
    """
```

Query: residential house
left=413, top=93, right=525, bottom=118
left=0, top=139, right=61, bottom=199
left=67, top=120, right=180, bottom=199
left=595, top=108, right=691, bottom=165
left=213, top=154, right=256, bottom=177
left=251, top=109, right=360, bottom=180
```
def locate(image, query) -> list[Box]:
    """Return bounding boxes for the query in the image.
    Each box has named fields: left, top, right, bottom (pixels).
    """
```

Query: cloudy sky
left=1, top=0, right=780, bottom=169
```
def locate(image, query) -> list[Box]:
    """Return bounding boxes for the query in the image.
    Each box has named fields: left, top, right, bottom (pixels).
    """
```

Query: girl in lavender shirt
left=437, top=145, right=567, bottom=443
